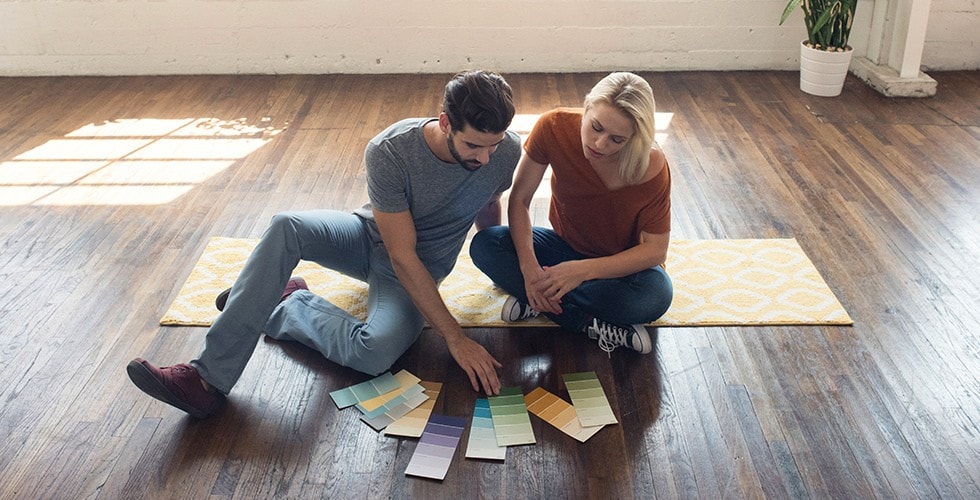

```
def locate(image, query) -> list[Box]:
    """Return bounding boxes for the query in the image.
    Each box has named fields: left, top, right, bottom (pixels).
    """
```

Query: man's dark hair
left=443, top=70, right=515, bottom=134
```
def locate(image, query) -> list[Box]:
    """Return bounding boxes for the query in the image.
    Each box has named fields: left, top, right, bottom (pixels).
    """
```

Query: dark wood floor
left=0, top=71, right=977, bottom=499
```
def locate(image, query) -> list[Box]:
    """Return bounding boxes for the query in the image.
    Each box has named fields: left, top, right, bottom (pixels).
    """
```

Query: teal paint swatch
left=328, top=372, right=400, bottom=409
left=465, top=398, right=506, bottom=460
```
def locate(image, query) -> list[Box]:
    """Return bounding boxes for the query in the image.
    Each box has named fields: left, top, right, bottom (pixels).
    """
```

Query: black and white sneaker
left=500, top=296, right=540, bottom=322
left=585, top=318, right=652, bottom=354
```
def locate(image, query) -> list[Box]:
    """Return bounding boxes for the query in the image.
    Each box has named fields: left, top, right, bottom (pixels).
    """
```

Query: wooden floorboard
left=0, top=71, right=977, bottom=499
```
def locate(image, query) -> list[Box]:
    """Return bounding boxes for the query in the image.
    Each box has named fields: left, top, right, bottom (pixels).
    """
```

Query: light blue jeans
left=192, top=210, right=429, bottom=395
left=469, top=226, right=673, bottom=333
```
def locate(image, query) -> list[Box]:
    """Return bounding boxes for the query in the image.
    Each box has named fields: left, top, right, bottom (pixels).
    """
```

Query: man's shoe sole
left=215, top=288, right=231, bottom=311
left=126, top=360, right=213, bottom=419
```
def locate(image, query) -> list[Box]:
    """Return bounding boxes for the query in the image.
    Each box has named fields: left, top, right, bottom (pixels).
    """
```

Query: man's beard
left=447, top=132, right=482, bottom=170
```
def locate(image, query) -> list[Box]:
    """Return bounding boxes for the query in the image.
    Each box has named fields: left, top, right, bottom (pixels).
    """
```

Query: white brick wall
left=0, top=0, right=975, bottom=76
left=923, top=0, right=980, bottom=70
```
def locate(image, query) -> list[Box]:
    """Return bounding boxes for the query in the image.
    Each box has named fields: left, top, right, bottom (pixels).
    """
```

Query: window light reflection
left=2, top=118, right=283, bottom=206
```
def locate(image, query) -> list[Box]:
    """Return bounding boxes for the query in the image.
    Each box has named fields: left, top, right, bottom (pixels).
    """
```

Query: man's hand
left=445, top=334, right=502, bottom=395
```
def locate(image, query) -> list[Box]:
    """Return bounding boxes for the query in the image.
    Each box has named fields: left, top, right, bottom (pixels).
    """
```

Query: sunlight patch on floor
left=1, top=117, right=283, bottom=206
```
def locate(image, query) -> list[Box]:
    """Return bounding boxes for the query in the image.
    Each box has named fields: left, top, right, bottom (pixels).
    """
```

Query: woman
left=470, top=72, right=672, bottom=355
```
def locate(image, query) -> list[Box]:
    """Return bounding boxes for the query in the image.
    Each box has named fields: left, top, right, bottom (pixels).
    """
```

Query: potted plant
left=780, top=0, right=859, bottom=96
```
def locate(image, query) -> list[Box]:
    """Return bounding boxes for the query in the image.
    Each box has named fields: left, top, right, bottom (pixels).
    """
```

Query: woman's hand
left=523, top=266, right=562, bottom=314
left=528, top=260, right=591, bottom=312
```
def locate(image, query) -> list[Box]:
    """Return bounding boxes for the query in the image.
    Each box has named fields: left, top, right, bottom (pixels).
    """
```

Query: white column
left=850, top=0, right=938, bottom=96
left=900, top=0, right=932, bottom=78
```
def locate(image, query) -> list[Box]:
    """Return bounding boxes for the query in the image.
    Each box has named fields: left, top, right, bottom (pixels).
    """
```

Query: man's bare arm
left=372, top=208, right=502, bottom=395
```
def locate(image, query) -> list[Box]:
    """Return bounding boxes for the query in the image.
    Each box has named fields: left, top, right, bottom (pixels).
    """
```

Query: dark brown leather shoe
left=215, top=276, right=309, bottom=312
left=127, top=358, right=223, bottom=418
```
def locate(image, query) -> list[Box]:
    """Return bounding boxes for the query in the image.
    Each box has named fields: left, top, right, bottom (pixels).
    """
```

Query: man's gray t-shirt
left=354, top=118, right=521, bottom=280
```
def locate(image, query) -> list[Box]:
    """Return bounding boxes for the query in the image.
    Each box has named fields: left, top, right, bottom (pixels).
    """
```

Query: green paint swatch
left=563, top=371, right=618, bottom=427
left=487, top=387, right=536, bottom=446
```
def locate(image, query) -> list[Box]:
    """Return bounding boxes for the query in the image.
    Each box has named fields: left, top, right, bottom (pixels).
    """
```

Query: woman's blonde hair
left=584, top=72, right=656, bottom=185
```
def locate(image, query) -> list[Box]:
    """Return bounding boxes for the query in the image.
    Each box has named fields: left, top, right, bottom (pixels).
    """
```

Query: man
left=128, top=70, right=521, bottom=418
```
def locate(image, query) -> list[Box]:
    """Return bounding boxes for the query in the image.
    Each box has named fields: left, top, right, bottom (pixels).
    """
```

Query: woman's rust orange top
left=523, top=107, right=671, bottom=257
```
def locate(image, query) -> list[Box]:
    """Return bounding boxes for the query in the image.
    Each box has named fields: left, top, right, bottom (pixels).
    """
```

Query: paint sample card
left=329, top=372, right=401, bottom=409
left=562, top=371, right=618, bottom=427
left=356, top=369, right=421, bottom=413
left=487, top=386, right=536, bottom=446
left=359, top=382, right=424, bottom=419
left=385, top=381, right=443, bottom=437
left=524, top=387, right=604, bottom=442
left=465, top=398, right=507, bottom=460
left=404, top=414, right=467, bottom=480
left=361, top=386, right=429, bottom=431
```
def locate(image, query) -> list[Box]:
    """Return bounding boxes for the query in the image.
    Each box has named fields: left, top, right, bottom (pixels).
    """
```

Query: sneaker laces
left=588, top=318, right=632, bottom=355
left=514, top=302, right=539, bottom=320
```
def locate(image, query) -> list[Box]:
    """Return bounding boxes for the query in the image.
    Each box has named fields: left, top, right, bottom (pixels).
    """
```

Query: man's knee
left=353, top=354, right=397, bottom=377
left=349, top=338, right=406, bottom=376
left=269, top=211, right=302, bottom=233
left=348, top=323, right=422, bottom=375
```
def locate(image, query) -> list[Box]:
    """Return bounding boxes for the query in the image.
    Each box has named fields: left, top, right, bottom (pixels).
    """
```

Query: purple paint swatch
left=404, top=414, right=467, bottom=480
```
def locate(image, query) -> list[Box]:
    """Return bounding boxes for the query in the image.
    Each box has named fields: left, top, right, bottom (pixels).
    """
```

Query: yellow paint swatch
left=524, top=387, right=604, bottom=442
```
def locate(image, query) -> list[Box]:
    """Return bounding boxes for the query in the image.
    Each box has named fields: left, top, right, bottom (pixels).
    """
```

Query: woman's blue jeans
left=469, top=226, right=673, bottom=332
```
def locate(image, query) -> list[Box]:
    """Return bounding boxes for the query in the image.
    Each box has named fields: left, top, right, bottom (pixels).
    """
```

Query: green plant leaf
left=811, top=5, right=836, bottom=33
left=780, top=0, right=802, bottom=25
left=781, top=0, right=857, bottom=49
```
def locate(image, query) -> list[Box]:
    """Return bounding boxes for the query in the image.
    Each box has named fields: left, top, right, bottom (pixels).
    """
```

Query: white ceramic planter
left=799, top=41, right=854, bottom=97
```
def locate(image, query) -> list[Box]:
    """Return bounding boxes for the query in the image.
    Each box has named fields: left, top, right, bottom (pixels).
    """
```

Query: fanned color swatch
left=160, top=237, right=852, bottom=328
left=524, top=387, right=605, bottom=442
left=562, top=372, right=618, bottom=427
left=487, top=387, right=536, bottom=446
left=360, top=386, right=429, bottom=431
left=404, top=414, right=467, bottom=481
left=384, top=381, right=443, bottom=438
left=465, top=398, right=507, bottom=460
left=356, top=369, right=421, bottom=413
left=328, top=372, right=400, bottom=409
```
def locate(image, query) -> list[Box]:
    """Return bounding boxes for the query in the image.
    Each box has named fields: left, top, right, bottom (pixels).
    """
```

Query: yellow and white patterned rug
left=160, top=237, right=852, bottom=327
